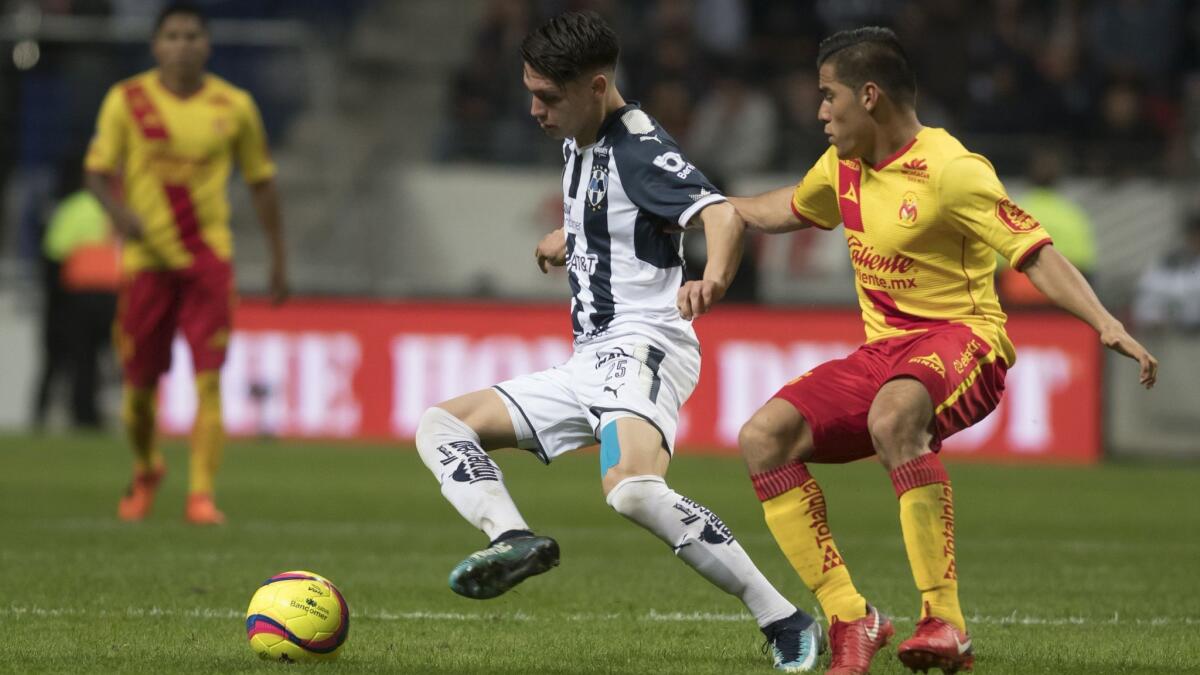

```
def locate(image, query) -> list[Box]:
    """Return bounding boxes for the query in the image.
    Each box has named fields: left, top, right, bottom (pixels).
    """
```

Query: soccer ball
left=244, top=570, right=350, bottom=662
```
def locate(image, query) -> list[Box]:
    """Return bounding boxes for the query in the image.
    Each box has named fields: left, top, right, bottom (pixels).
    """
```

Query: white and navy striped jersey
left=561, top=103, right=726, bottom=348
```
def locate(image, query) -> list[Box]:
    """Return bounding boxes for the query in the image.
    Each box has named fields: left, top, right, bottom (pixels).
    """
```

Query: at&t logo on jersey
left=567, top=252, right=598, bottom=275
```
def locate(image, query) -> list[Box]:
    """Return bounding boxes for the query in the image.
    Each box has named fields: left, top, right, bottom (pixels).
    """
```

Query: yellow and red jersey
left=791, top=127, right=1052, bottom=365
left=85, top=69, right=275, bottom=273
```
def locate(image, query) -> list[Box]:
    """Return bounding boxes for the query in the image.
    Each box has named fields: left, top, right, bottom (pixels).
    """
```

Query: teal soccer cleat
left=448, top=532, right=560, bottom=599
left=762, top=610, right=825, bottom=672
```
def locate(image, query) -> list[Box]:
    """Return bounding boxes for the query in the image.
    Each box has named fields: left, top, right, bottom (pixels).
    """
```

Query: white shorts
left=493, top=334, right=700, bottom=463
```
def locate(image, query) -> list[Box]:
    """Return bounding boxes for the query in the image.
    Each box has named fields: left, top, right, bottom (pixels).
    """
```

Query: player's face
left=817, top=63, right=871, bottom=160
left=153, top=14, right=210, bottom=76
left=523, top=63, right=596, bottom=140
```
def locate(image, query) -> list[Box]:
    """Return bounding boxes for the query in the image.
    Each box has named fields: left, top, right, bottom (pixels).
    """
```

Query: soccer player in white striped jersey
left=412, top=10, right=822, bottom=672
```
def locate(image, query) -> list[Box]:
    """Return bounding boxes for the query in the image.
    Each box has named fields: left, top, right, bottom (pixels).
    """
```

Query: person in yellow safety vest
left=32, top=184, right=120, bottom=429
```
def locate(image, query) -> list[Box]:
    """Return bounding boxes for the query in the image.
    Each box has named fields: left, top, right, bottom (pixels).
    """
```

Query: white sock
left=416, top=407, right=529, bottom=541
left=606, top=475, right=797, bottom=627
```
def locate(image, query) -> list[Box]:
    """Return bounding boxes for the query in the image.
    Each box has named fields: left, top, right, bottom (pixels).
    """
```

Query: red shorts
left=114, top=260, right=234, bottom=388
left=774, top=324, right=1007, bottom=463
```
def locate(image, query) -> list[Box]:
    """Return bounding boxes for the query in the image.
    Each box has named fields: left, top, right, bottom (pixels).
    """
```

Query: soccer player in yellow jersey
left=84, top=3, right=288, bottom=525
left=724, top=28, right=1158, bottom=674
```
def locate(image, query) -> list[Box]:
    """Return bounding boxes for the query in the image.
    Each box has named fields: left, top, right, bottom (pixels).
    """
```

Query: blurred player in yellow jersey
left=726, top=28, right=1158, bottom=674
left=84, top=3, right=288, bottom=525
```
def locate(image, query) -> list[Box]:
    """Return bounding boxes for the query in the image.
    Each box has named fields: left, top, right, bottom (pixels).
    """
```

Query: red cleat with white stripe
left=826, top=605, right=894, bottom=675
left=897, top=613, right=974, bottom=673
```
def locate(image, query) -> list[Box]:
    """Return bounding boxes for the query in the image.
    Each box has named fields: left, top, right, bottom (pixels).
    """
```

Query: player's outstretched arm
left=728, top=187, right=809, bottom=234
left=249, top=179, right=288, bottom=305
left=677, top=201, right=745, bottom=320
left=535, top=228, right=567, bottom=273
left=1022, top=244, right=1158, bottom=388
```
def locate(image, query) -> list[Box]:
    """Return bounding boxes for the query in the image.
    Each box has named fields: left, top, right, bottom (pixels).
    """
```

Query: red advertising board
left=158, top=300, right=1101, bottom=462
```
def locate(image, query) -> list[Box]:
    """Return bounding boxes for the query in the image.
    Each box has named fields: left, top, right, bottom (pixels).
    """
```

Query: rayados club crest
left=586, top=166, right=609, bottom=209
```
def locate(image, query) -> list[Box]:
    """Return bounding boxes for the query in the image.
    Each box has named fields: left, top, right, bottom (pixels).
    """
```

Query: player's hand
left=1099, top=321, right=1158, bottom=388
left=535, top=229, right=567, bottom=273
left=269, top=263, right=289, bottom=305
left=112, top=206, right=144, bottom=240
left=676, top=279, right=726, bottom=320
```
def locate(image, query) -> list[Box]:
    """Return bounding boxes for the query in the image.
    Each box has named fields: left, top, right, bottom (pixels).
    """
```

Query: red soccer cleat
left=117, top=465, right=165, bottom=521
left=826, top=604, right=895, bottom=675
left=897, top=608, right=974, bottom=673
left=185, top=493, right=226, bottom=525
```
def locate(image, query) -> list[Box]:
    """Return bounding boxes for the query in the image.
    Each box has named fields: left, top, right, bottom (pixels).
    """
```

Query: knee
left=605, top=475, right=668, bottom=519
left=867, top=408, right=924, bottom=467
left=416, top=406, right=470, bottom=445
left=195, top=371, right=220, bottom=396
left=122, top=386, right=156, bottom=422
left=738, top=413, right=805, bottom=470
left=194, top=372, right=221, bottom=419
left=416, top=406, right=445, bottom=439
left=867, top=407, right=906, bottom=449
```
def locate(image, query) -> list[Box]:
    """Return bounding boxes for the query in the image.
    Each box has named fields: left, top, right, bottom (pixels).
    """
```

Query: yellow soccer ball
left=245, top=570, right=350, bottom=662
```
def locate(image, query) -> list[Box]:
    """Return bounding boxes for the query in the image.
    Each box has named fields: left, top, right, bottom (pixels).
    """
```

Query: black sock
left=490, top=529, right=534, bottom=545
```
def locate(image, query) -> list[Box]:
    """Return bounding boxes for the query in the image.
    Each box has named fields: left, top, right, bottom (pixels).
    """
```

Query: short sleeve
left=940, top=155, right=1053, bottom=269
left=610, top=109, right=725, bottom=227
left=790, top=150, right=840, bottom=230
left=235, top=93, right=276, bottom=184
left=84, top=87, right=127, bottom=174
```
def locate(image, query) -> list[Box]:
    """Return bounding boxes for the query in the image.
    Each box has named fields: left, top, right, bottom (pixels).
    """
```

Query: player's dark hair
left=154, top=2, right=208, bottom=34
left=817, top=27, right=916, bottom=108
left=520, top=11, right=619, bottom=87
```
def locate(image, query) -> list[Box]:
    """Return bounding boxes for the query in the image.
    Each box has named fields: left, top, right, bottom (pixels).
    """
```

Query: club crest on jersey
left=994, top=198, right=1040, bottom=233
left=899, top=191, right=919, bottom=224
left=586, top=165, right=609, bottom=209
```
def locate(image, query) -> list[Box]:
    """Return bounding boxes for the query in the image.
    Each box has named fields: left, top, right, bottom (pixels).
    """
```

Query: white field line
left=2, top=605, right=1198, bottom=627
left=26, top=518, right=1199, bottom=555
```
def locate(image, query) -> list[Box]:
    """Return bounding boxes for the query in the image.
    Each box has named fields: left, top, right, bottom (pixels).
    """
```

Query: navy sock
left=490, top=529, right=535, bottom=545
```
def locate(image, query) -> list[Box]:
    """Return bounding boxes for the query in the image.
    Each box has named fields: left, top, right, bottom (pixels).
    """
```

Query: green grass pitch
left=2, top=433, right=1197, bottom=674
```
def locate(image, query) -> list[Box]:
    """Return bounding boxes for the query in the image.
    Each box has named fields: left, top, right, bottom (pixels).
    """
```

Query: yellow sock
left=754, top=462, right=866, bottom=623
left=891, top=453, right=966, bottom=631
left=189, top=371, right=224, bottom=496
left=122, top=385, right=161, bottom=473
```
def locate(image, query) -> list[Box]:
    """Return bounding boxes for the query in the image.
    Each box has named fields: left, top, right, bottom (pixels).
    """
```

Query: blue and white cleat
left=448, top=531, right=560, bottom=599
left=761, top=610, right=825, bottom=672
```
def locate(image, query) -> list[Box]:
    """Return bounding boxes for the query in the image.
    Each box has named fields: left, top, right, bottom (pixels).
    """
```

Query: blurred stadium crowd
left=442, top=0, right=1200, bottom=179
left=3, top=1, right=1199, bottom=298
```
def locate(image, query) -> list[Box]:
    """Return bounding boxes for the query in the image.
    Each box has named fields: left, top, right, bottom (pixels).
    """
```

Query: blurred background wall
left=1, top=0, right=1197, bottom=457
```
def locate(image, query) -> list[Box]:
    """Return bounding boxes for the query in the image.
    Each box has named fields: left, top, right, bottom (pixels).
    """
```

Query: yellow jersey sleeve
left=84, top=87, right=127, bottom=174
left=234, top=93, right=276, bottom=184
left=790, top=151, right=840, bottom=230
left=940, top=154, right=1052, bottom=269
